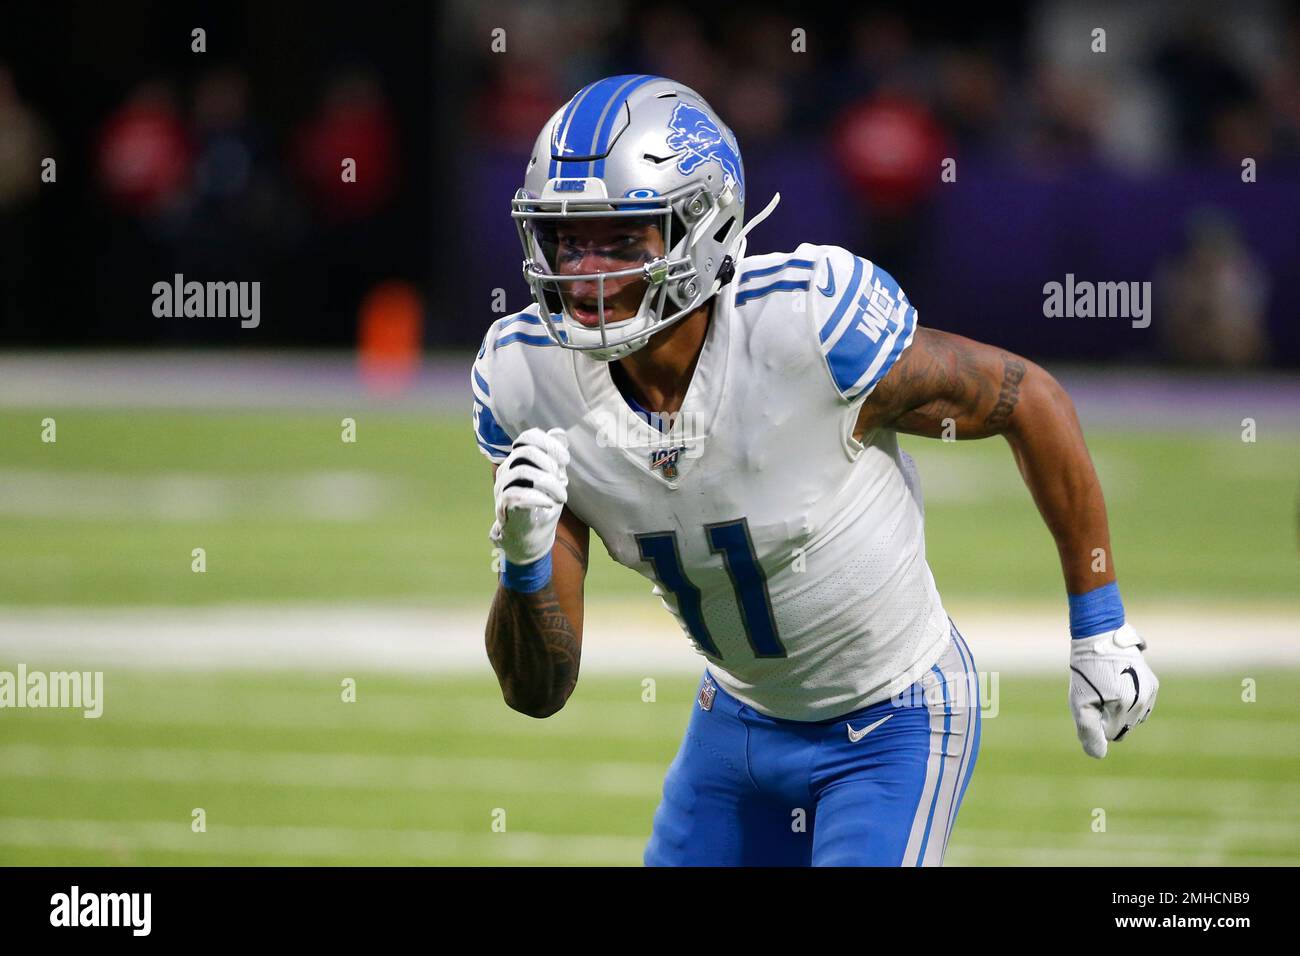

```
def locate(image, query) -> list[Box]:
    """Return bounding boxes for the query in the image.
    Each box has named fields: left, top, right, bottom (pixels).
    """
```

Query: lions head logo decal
left=665, top=102, right=744, bottom=203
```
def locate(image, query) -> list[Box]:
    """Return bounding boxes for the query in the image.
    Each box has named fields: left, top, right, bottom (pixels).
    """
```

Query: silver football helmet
left=512, top=74, right=778, bottom=361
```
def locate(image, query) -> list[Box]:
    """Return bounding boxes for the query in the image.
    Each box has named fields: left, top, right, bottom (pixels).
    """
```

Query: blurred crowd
left=0, top=59, right=407, bottom=345
left=1, top=0, right=1296, bottom=365
left=467, top=1, right=1300, bottom=175
left=459, top=1, right=1297, bottom=367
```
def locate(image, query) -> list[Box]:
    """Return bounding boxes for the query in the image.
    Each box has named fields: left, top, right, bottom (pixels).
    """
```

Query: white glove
left=1069, top=622, right=1159, bottom=759
left=489, top=427, right=570, bottom=566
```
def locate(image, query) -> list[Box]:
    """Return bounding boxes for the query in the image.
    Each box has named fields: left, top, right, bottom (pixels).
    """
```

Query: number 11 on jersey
left=635, top=517, right=788, bottom=661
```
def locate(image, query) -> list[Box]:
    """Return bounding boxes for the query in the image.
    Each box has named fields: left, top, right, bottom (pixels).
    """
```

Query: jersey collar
left=571, top=284, right=734, bottom=487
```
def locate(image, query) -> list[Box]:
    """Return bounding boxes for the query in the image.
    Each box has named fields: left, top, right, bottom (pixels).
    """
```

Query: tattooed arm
left=855, top=328, right=1115, bottom=594
left=485, top=463, right=591, bottom=718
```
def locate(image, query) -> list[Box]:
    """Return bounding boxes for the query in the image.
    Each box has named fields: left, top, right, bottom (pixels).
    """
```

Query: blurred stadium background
left=0, top=0, right=1297, bottom=865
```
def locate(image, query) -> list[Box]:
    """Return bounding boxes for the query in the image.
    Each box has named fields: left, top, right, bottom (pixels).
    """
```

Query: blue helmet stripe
left=550, top=80, right=604, bottom=178
left=591, top=74, right=659, bottom=177
left=581, top=75, right=651, bottom=169
left=555, top=76, right=634, bottom=172
left=549, top=95, right=583, bottom=179
left=552, top=75, right=662, bottom=181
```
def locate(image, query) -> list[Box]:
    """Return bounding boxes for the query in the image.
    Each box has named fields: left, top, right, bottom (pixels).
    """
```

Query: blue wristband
left=500, top=553, right=553, bottom=593
left=1068, top=582, right=1125, bottom=638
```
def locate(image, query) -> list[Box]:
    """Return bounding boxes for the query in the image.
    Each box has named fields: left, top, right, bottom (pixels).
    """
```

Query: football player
left=472, top=75, right=1158, bottom=866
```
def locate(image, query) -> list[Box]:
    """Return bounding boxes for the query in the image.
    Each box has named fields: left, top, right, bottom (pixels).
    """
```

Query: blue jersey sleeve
left=808, top=246, right=919, bottom=404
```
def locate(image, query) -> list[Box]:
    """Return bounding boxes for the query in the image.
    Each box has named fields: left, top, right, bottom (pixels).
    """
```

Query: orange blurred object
left=358, top=280, right=424, bottom=393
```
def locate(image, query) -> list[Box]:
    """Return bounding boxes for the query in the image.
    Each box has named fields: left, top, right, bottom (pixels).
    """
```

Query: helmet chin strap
left=729, top=192, right=781, bottom=266
left=699, top=191, right=781, bottom=301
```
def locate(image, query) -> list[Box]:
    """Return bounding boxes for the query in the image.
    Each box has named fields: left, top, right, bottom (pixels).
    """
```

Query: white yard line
left=0, top=600, right=1295, bottom=674
left=27, top=691, right=1299, bottom=757
left=0, top=468, right=401, bottom=522
left=0, top=352, right=470, bottom=412
left=2, top=352, right=1297, bottom=432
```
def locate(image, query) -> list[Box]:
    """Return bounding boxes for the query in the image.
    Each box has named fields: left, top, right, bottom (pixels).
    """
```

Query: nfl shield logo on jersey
left=697, top=678, right=717, bottom=712
left=650, top=446, right=684, bottom=480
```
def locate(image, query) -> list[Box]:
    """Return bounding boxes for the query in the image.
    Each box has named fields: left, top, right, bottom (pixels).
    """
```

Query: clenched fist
left=489, top=427, right=571, bottom=567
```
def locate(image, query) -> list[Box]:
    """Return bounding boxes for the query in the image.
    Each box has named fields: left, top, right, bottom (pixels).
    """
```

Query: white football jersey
left=471, top=243, right=952, bottom=721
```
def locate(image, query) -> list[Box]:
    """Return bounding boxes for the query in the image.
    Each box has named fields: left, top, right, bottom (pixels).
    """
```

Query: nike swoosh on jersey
left=817, top=261, right=836, bottom=297
left=846, top=712, right=893, bottom=742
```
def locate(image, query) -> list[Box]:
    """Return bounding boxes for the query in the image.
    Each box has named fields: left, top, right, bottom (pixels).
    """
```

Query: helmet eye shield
left=552, top=227, right=660, bottom=271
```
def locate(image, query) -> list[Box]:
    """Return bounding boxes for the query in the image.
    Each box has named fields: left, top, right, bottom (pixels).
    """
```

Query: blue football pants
left=644, top=621, right=981, bottom=866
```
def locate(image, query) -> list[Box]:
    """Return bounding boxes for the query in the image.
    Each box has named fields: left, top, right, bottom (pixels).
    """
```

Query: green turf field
left=1, top=670, right=1296, bottom=865
left=0, top=408, right=1297, bottom=606
left=1, top=405, right=1297, bottom=865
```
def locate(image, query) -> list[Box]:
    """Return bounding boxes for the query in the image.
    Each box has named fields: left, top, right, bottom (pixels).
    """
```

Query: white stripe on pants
left=901, top=621, right=981, bottom=866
